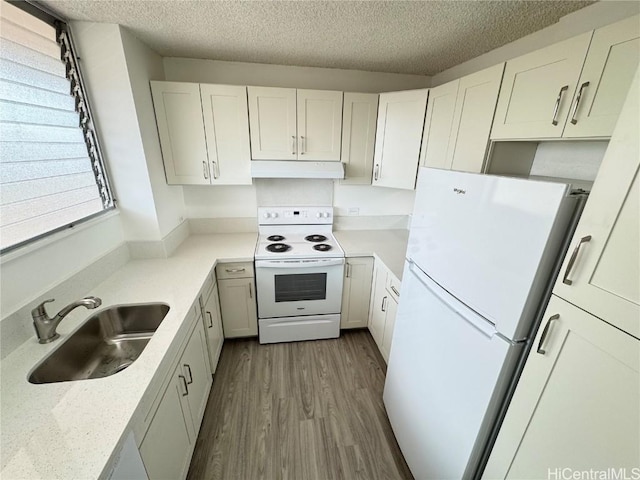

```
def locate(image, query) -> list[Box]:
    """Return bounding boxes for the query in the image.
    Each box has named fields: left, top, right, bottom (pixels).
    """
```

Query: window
left=0, top=0, right=114, bottom=253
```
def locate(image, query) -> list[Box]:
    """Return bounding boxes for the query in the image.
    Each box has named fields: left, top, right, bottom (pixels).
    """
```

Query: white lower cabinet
left=139, top=319, right=212, bottom=480
left=368, top=259, right=401, bottom=362
left=340, top=256, right=374, bottom=329
left=483, top=295, right=640, bottom=479
left=201, top=280, right=224, bottom=373
left=216, top=263, right=258, bottom=338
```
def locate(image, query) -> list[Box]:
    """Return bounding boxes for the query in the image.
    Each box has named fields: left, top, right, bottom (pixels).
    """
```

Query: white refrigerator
left=383, top=168, right=582, bottom=479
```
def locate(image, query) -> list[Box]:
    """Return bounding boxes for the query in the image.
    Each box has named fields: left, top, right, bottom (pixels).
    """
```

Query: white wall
left=163, top=57, right=431, bottom=92
left=432, top=1, right=640, bottom=86
left=120, top=28, right=186, bottom=238
left=72, top=22, right=162, bottom=241
left=166, top=58, right=425, bottom=221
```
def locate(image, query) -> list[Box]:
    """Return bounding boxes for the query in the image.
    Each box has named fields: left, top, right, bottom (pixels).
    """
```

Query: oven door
left=255, top=258, right=345, bottom=319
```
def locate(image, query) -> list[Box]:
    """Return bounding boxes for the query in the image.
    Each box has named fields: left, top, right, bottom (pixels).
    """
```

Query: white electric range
left=254, top=206, right=345, bottom=344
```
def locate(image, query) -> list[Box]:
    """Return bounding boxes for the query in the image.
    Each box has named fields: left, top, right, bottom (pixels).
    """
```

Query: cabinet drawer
left=216, top=262, right=254, bottom=279
left=386, top=274, right=401, bottom=302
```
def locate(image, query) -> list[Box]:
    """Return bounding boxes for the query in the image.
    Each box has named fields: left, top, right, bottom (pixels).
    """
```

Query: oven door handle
left=255, top=258, right=345, bottom=269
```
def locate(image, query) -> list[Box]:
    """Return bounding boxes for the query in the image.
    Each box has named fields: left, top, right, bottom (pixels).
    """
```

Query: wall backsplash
left=255, top=179, right=333, bottom=206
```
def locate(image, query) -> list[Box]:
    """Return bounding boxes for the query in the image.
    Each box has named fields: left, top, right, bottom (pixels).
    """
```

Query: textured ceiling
left=42, top=0, right=594, bottom=76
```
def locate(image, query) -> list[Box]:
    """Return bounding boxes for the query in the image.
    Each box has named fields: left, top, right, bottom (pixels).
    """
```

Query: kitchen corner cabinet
left=368, top=259, right=400, bottom=362
left=340, top=256, right=374, bottom=329
left=150, top=81, right=252, bottom=185
left=200, top=278, right=224, bottom=373
left=151, top=81, right=209, bottom=185
left=483, top=295, right=640, bottom=480
left=373, top=89, right=428, bottom=189
left=247, top=87, right=343, bottom=161
left=216, top=262, right=258, bottom=337
left=421, top=64, right=504, bottom=173
left=340, top=93, right=378, bottom=184
left=139, top=318, right=212, bottom=480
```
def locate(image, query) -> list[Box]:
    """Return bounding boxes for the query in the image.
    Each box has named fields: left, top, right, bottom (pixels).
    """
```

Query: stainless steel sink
left=28, top=303, right=170, bottom=384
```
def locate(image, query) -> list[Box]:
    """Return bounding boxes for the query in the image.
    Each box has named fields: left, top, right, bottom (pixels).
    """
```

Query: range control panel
left=258, top=206, right=334, bottom=225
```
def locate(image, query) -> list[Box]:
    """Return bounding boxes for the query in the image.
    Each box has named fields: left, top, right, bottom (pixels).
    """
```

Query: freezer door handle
left=408, top=260, right=497, bottom=339
left=537, top=314, right=560, bottom=355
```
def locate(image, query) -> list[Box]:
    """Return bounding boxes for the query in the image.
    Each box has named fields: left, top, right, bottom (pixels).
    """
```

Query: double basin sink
left=29, top=303, right=169, bottom=384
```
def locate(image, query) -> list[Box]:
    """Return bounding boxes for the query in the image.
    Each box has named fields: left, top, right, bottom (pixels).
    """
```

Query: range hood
left=251, top=161, right=344, bottom=179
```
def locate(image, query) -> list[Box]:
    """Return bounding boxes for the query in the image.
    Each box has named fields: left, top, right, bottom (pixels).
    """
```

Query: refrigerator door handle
left=408, top=260, right=497, bottom=339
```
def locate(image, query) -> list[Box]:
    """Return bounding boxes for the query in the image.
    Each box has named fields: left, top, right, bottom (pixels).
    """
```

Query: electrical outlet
left=348, top=207, right=360, bottom=216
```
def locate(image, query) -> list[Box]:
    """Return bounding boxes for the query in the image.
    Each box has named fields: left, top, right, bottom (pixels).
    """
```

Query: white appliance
left=384, top=168, right=583, bottom=479
left=251, top=160, right=344, bottom=179
left=254, top=206, right=345, bottom=344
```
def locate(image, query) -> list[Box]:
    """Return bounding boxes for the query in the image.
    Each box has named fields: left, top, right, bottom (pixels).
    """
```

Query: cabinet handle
left=248, top=283, right=253, bottom=299
left=292, top=135, right=296, bottom=155
left=179, top=374, right=189, bottom=396
left=562, top=235, right=592, bottom=285
left=206, top=311, right=213, bottom=328
left=345, top=263, right=351, bottom=278
left=225, top=268, right=246, bottom=273
left=390, top=285, right=400, bottom=297
left=569, top=82, right=590, bottom=125
left=300, top=136, right=306, bottom=155
left=211, top=161, right=218, bottom=179
left=551, top=85, right=569, bottom=126
left=184, top=364, right=193, bottom=384
left=381, top=295, right=387, bottom=312
left=537, top=314, right=560, bottom=355
left=374, top=164, right=380, bottom=181
left=202, top=161, right=209, bottom=179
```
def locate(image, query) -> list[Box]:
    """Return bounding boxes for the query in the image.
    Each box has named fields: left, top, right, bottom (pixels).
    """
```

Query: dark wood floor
left=187, top=330, right=413, bottom=480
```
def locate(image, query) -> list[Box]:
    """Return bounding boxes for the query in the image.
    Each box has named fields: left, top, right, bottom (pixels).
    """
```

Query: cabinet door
left=420, top=79, right=459, bottom=169
left=200, top=84, right=252, bottom=185
left=139, top=365, right=194, bottom=480
left=150, top=81, right=210, bottom=185
left=380, top=295, right=398, bottom=363
left=563, top=16, right=640, bottom=138
left=218, top=278, right=258, bottom=337
left=368, top=262, right=388, bottom=348
left=181, top=322, right=213, bottom=434
left=490, top=33, right=592, bottom=140
left=297, top=89, right=343, bottom=161
left=483, top=295, right=640, bottom=479
left=553, top=69, right=639, bottom=338
left=340, top=93, right=378, bottom=184
left=341, top=257, right=374, bottom=329
left=373, top=89, right=428, bottom=189
left=202, top=284, right=224, bottom=373
left=247, top=86, right=297, bottom=160
left=447, top=63, right=504, bottom=173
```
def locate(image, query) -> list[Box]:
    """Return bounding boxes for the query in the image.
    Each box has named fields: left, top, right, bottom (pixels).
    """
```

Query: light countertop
left=334, top=229, right=409, bottom=280
left=0, top=233, right=257, bottom=480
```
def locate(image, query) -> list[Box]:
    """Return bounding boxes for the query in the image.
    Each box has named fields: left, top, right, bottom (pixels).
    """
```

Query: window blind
left=0, top=1, right=113, bottom=252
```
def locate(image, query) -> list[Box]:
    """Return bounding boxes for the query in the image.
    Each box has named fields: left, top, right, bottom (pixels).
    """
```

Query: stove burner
left=313, top=243, right=332, bottom=252
left=267, top=235, right=285, bottom=242
left=305, top=234, right=328, bottom=243
left=266, top=243, right=291, bottom=253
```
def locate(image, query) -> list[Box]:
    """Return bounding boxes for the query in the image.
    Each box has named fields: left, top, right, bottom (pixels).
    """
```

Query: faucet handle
left=31, top=299, right=55, bottom=319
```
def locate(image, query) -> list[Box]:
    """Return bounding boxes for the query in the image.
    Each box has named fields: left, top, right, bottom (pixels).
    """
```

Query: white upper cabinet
left=247, top=86, right=297, bottom=160
left=447, top=63, right=504, bottom=173
left=340, top=92, right=378, bottom=184
left=151, top=81, right=210, bottom=185
left=200, top=84, right=252, bottom=185
left=296, top=89, right=343, bottom=161
left=553, top=67, right=639, bottom=338
left=420, top=79, right=459, bottom=169
left=491, top=32, right=592, bottom=139
left=421, top=64, right=504, bottom=173
left=247, top=87, right=343, bottom=161
left=373, top=89, right=429, bottom=189
left=562, top=15, right=640, bottom=138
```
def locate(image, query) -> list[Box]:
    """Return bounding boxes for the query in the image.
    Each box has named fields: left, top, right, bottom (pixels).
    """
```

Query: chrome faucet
left=32, top=296, right=102, bottom=344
